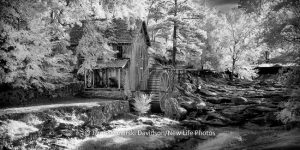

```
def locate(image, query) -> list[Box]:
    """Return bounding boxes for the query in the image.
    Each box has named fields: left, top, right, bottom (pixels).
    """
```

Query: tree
left=238, top=0, right=265, bottom=13
left=147, top=0, right=207, bottom=67
left=261, top=0, right=300, bottom=49
left=76, top=22, right=115, bottom=74
left=0, top=0, right=75, bottom=89
left=0, top=0, right=148, bottom=89
left=260, top=0, right=300, bottom=85
left=212, top=9, right=263, bottom=80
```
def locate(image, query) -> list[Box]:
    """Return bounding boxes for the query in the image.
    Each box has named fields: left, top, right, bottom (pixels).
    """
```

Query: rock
left=207, top=112, right=232, bottom=122
left=199, top=119, right=228, bottom=126
left=196, top=102, right=206, bottom=109
left=183, top=83, right=197, bottom=93
left=221, top=105, right=250, bottom=122
left=265, top=87, right=276, bottom=91
left=265, top=112, right=283, bottom=126
left=206, top=97, right=231, bottom=104
left=41, top=118, right=58, bottom=137
left=254, top=85, right=261, bottom=89
left=248, top=106, right=277, bottom=112
left=179, top=107, right=188, bottom=118
left=250, top=116, right=267, bottom=125
left=181, top=120, right=206, bottom=130
left=180, top=96, right=195, bottom=103
left=56, top=123, right=75, bottom=130
left=232, top=97, right=248, bottom=105
left=180, top=101, right=195, bottom=110
left=164, top=98, right=181, bottom=120
left=206, top=97, right=221, bottom=104
left=59, top=129, right=74, bottom=138
left=90, top=127, right=100, bottom=136
left=199, top=89, right=218, bottom=97
left=142, top=120, right=154, bottom=126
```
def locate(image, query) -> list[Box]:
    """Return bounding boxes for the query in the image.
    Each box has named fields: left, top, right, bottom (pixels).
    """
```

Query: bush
left=276, top=89, right=300, bottom=125
left=278, top=66, right=300, bottom=86
left=132, top=93, right=152, bottom=115
left=276, top=100, right=300, bottom=124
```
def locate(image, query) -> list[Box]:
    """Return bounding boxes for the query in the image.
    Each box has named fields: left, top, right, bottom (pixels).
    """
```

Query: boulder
left=164, top=98, right=181, bottom=120
left=199, top=89, right=218, bottom=97
left=200, top=119, right=228, bottom=126
left=206, top=97, right=231, bottom=104
left=180, top=101, right=196, bottom=111
left=231, top=97, right=248, bottom=105
left=206, top=97, right=221, bottom=104
left=179, top=107, right=188, bottom=119
left=207, top=112, right=232, bottom=122
left=142, top=120, right=154, bottom=126
left=181, top=120, right=206, bottom=130
left=221, top=105, right=249, bottom=122
left=247, top=106, right=277, bottom=113
left=196, top=101, right=206, bottom=109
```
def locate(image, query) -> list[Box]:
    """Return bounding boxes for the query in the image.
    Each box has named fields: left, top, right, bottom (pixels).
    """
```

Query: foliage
left=278, top=66, right=300, bottom=86
left=276, top=95, right=300, bottom=124
left=76, top=22, right=115, bottom=74
left=146, top=0, right=206, bottom=66
left=211, top=9, right=263, bottom=80
left=261, top=0, right=300, bottom=48
left=0, top=0, right=148, bottom=89
left=261, top=0, right=300, bottom=85
left=132, top=93, right=153, bottom=115
left=0, top=0, right=76, bottom=89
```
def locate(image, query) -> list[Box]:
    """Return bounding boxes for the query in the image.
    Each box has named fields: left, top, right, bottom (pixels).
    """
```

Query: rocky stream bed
left=0, top=76, right=300, bottom=150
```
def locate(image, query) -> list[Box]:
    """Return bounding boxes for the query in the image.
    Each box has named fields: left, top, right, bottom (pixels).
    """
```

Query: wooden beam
left=118, top=68, right=121, bottom=89
left=84, top=69, right=86, bottom=88
left=106, top=68, right=108, bottom=88
left=92, top=70, right=95, bottom=88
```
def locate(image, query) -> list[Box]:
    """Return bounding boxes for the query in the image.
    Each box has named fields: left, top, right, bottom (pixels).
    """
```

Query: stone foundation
left=0, top=82, right=84, bottom=108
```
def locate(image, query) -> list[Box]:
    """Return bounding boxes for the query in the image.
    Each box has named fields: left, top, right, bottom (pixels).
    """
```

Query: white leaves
left=92, top=1, right=107, bottom=19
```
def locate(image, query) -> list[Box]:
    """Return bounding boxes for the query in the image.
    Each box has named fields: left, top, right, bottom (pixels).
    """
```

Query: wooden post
left=118, top=68, right=121, bottom=89
left=84, top=69, right=86, bottom=88
left=92, top=70, right=95, bottom=88
left=106, top=68, right=108, bottom=87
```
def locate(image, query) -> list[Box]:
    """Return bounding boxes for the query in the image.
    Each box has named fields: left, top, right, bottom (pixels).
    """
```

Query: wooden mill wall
left=129, top=27, right=149, bottom=91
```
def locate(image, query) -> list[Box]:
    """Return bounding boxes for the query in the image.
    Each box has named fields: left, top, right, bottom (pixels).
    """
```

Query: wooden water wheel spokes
left=148, top=70, right=171, bottom=112
left=86, top=70, right=93, bottom=88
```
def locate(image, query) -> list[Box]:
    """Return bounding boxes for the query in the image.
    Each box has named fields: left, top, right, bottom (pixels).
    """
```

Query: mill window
left=116, top=45, right=123, bottom=58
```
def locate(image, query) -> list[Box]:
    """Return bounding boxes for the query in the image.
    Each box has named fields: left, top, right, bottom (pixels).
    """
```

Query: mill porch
left=81, top=59, right=129, bottom=99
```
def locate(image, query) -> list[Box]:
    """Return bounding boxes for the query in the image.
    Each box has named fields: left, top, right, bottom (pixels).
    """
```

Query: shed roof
left=95, top=59, right=129, bottom=69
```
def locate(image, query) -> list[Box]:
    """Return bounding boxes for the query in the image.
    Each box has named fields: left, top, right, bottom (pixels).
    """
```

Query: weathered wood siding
left=129, top=27, right=149, bottom=91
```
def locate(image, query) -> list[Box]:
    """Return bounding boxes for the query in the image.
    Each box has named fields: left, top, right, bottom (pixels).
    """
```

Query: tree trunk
left=172, top=0, right=178, bottom=67
left=231, top=58, right=236, bottom=81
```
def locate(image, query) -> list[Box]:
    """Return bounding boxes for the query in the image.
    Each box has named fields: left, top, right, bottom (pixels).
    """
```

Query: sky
left=196, top=0, right=239, bottom=12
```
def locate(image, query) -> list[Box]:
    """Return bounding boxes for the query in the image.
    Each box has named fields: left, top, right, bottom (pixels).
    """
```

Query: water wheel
left=148, top=70, right=171, bottom=112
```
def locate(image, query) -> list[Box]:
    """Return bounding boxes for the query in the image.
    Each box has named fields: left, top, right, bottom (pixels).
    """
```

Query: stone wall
left=0, top=100, right=130, bottom=149
left=0, top=82, right=84, bottom=108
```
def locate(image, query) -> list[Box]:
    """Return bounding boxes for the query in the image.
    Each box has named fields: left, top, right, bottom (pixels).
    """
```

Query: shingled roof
left=69, top=19, right=151, bottom=46
left=108, top=19, right=151, bottom=46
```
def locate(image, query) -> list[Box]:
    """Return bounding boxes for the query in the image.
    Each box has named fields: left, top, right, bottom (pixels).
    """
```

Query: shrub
left=276, top=100, right=300, bottom=124
left=132, top=93, right=152, bottom=115
left=276, top=89, right=300, bottom=125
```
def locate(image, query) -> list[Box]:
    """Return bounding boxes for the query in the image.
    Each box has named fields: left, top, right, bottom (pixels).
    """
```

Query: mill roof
left=108, top=19, right=151, bottom=46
